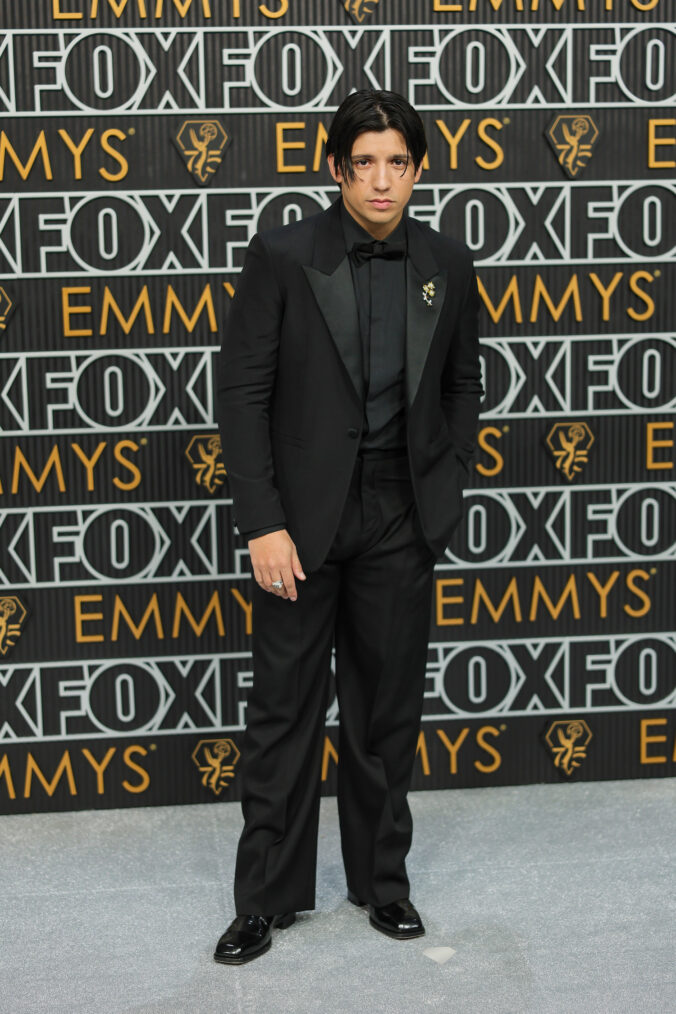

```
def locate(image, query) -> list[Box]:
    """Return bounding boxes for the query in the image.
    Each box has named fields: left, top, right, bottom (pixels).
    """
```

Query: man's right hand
left=248, top=529, right=306, bottom=601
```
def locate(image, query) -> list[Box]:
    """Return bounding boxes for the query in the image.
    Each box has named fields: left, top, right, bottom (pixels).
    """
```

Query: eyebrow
left=350, top=152, right=409, bottom=160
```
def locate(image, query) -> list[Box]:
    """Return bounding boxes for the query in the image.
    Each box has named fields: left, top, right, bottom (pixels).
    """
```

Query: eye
left=353, top=158, right=370, bottom=167
left=392, top=158, right=408, bottom=168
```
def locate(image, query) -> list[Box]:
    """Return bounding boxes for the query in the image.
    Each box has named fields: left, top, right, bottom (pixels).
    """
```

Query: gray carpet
left=1, top=779, right=674, bottom=1014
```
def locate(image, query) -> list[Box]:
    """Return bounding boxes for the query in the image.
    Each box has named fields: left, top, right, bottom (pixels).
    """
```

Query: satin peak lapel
left=303, top=257, right=363, bottom=404
left=406, top=259, right=446, bottom=407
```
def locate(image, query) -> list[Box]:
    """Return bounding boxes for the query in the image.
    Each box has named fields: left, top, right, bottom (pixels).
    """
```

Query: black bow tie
left=350, top=239, right=406, bottom=266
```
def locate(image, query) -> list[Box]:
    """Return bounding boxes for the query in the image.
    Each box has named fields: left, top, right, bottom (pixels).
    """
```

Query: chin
left=365, top=208, right=395, bottom=222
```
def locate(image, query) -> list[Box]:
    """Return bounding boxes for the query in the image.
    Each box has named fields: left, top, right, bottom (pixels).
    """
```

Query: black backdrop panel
left=0, top=1, right=674, bottom=813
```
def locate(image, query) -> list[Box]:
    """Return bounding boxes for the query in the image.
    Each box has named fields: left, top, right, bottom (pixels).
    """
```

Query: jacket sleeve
left=238, top=524, right=286, bottom=542
left=215, top=233, right=288, bottom=534
left=440, top=261, right=484, bottom=470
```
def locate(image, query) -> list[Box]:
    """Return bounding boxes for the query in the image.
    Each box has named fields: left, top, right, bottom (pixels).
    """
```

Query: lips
left=369, top=199, right=393, bottom=209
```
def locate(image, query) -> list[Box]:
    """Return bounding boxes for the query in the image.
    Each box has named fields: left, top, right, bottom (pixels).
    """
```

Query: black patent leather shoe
left=213, top=912, right=296, bottom=965
left=348, top=891, right=425, bottom=939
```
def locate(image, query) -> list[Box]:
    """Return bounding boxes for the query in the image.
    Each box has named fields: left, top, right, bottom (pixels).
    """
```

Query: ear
left=413, top=161, right=424, bottom=184
left=327, top=154, right=343, bottom=185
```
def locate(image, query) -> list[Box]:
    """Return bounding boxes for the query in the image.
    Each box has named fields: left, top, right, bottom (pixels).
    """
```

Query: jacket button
left=347, top=427, right=359, bottom=439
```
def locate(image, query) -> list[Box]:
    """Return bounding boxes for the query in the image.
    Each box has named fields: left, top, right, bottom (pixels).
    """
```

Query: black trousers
left=233, top=451, right=437, bottom=915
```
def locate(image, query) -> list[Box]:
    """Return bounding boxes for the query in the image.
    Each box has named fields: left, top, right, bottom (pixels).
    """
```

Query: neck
left=341, top=200, right=404, bottom=241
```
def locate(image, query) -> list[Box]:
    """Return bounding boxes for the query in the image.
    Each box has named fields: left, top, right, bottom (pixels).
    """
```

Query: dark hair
left=326, top=89, right=427, bottom=184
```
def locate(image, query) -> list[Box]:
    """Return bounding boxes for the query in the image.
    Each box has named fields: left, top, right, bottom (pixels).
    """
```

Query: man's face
left=328, top=128, right=423, bottom=240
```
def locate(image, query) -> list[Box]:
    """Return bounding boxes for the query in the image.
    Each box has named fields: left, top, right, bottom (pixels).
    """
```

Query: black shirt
left=340, top=202, right=407, bottom=453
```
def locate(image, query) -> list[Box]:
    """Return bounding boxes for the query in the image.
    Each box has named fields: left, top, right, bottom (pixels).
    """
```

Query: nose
left=372, top=160, right=390, bottom=190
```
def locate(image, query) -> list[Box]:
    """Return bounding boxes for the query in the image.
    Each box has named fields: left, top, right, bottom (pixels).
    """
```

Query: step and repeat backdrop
left=0, top=0, right=674, bottom=813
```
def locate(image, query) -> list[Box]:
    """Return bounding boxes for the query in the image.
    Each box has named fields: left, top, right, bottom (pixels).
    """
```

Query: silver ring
left=271, top=580, right=283, bottom=590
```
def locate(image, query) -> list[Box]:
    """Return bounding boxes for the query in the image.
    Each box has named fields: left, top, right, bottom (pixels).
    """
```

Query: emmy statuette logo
left=0, top=286, right=16, bottom=332
left=544, top=719, right=592, bottom=776
left=546, top=114, right=600, bottom=179
left=0, top=596, right=28, bottom=656
left=343, top=0, right=381, bottom=23
left=185, top=434, right=227, bottom=494
left=192, top=739, right=241, bottom=795
left=174, top=121, right=230, bottom=186
left=546, top=422, right=594, bottom=481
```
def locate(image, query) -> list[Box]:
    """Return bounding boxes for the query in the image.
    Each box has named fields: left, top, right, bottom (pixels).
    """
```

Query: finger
left=291, top=547, right=306, bottom=581
left=280, top=565, right=298, bottom=601
left=257, top=568, right=276, bottom=594
left=266, top=572, right=287, bottom=598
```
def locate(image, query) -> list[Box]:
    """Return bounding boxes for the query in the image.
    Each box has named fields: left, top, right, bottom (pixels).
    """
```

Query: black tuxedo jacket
left=216, top=198, right=483, bottom=572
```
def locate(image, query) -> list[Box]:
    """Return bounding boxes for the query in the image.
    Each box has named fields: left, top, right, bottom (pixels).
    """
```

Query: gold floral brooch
left=422, top=281, right=436, bottom=306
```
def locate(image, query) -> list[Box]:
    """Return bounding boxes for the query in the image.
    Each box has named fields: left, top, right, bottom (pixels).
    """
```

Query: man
left=213, top=90, right=483, bottom=964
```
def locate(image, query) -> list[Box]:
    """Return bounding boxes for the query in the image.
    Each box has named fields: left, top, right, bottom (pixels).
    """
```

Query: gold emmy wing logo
left=174, top=120, right=230, bottom=186
left=546, top=422, right=594, bottom=481
left=344, top=0, right=381, bottom=23
left=546, top=114, right=599, bottom=179
left=185, top=434, right=227, bottom=494
left=545, top=720, right=592, bottom=776
left=0, top=596, right=27, bottom=656
left=192, top=739, right=241, bottom=795
left=0, top=286, right=16, bottom=331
